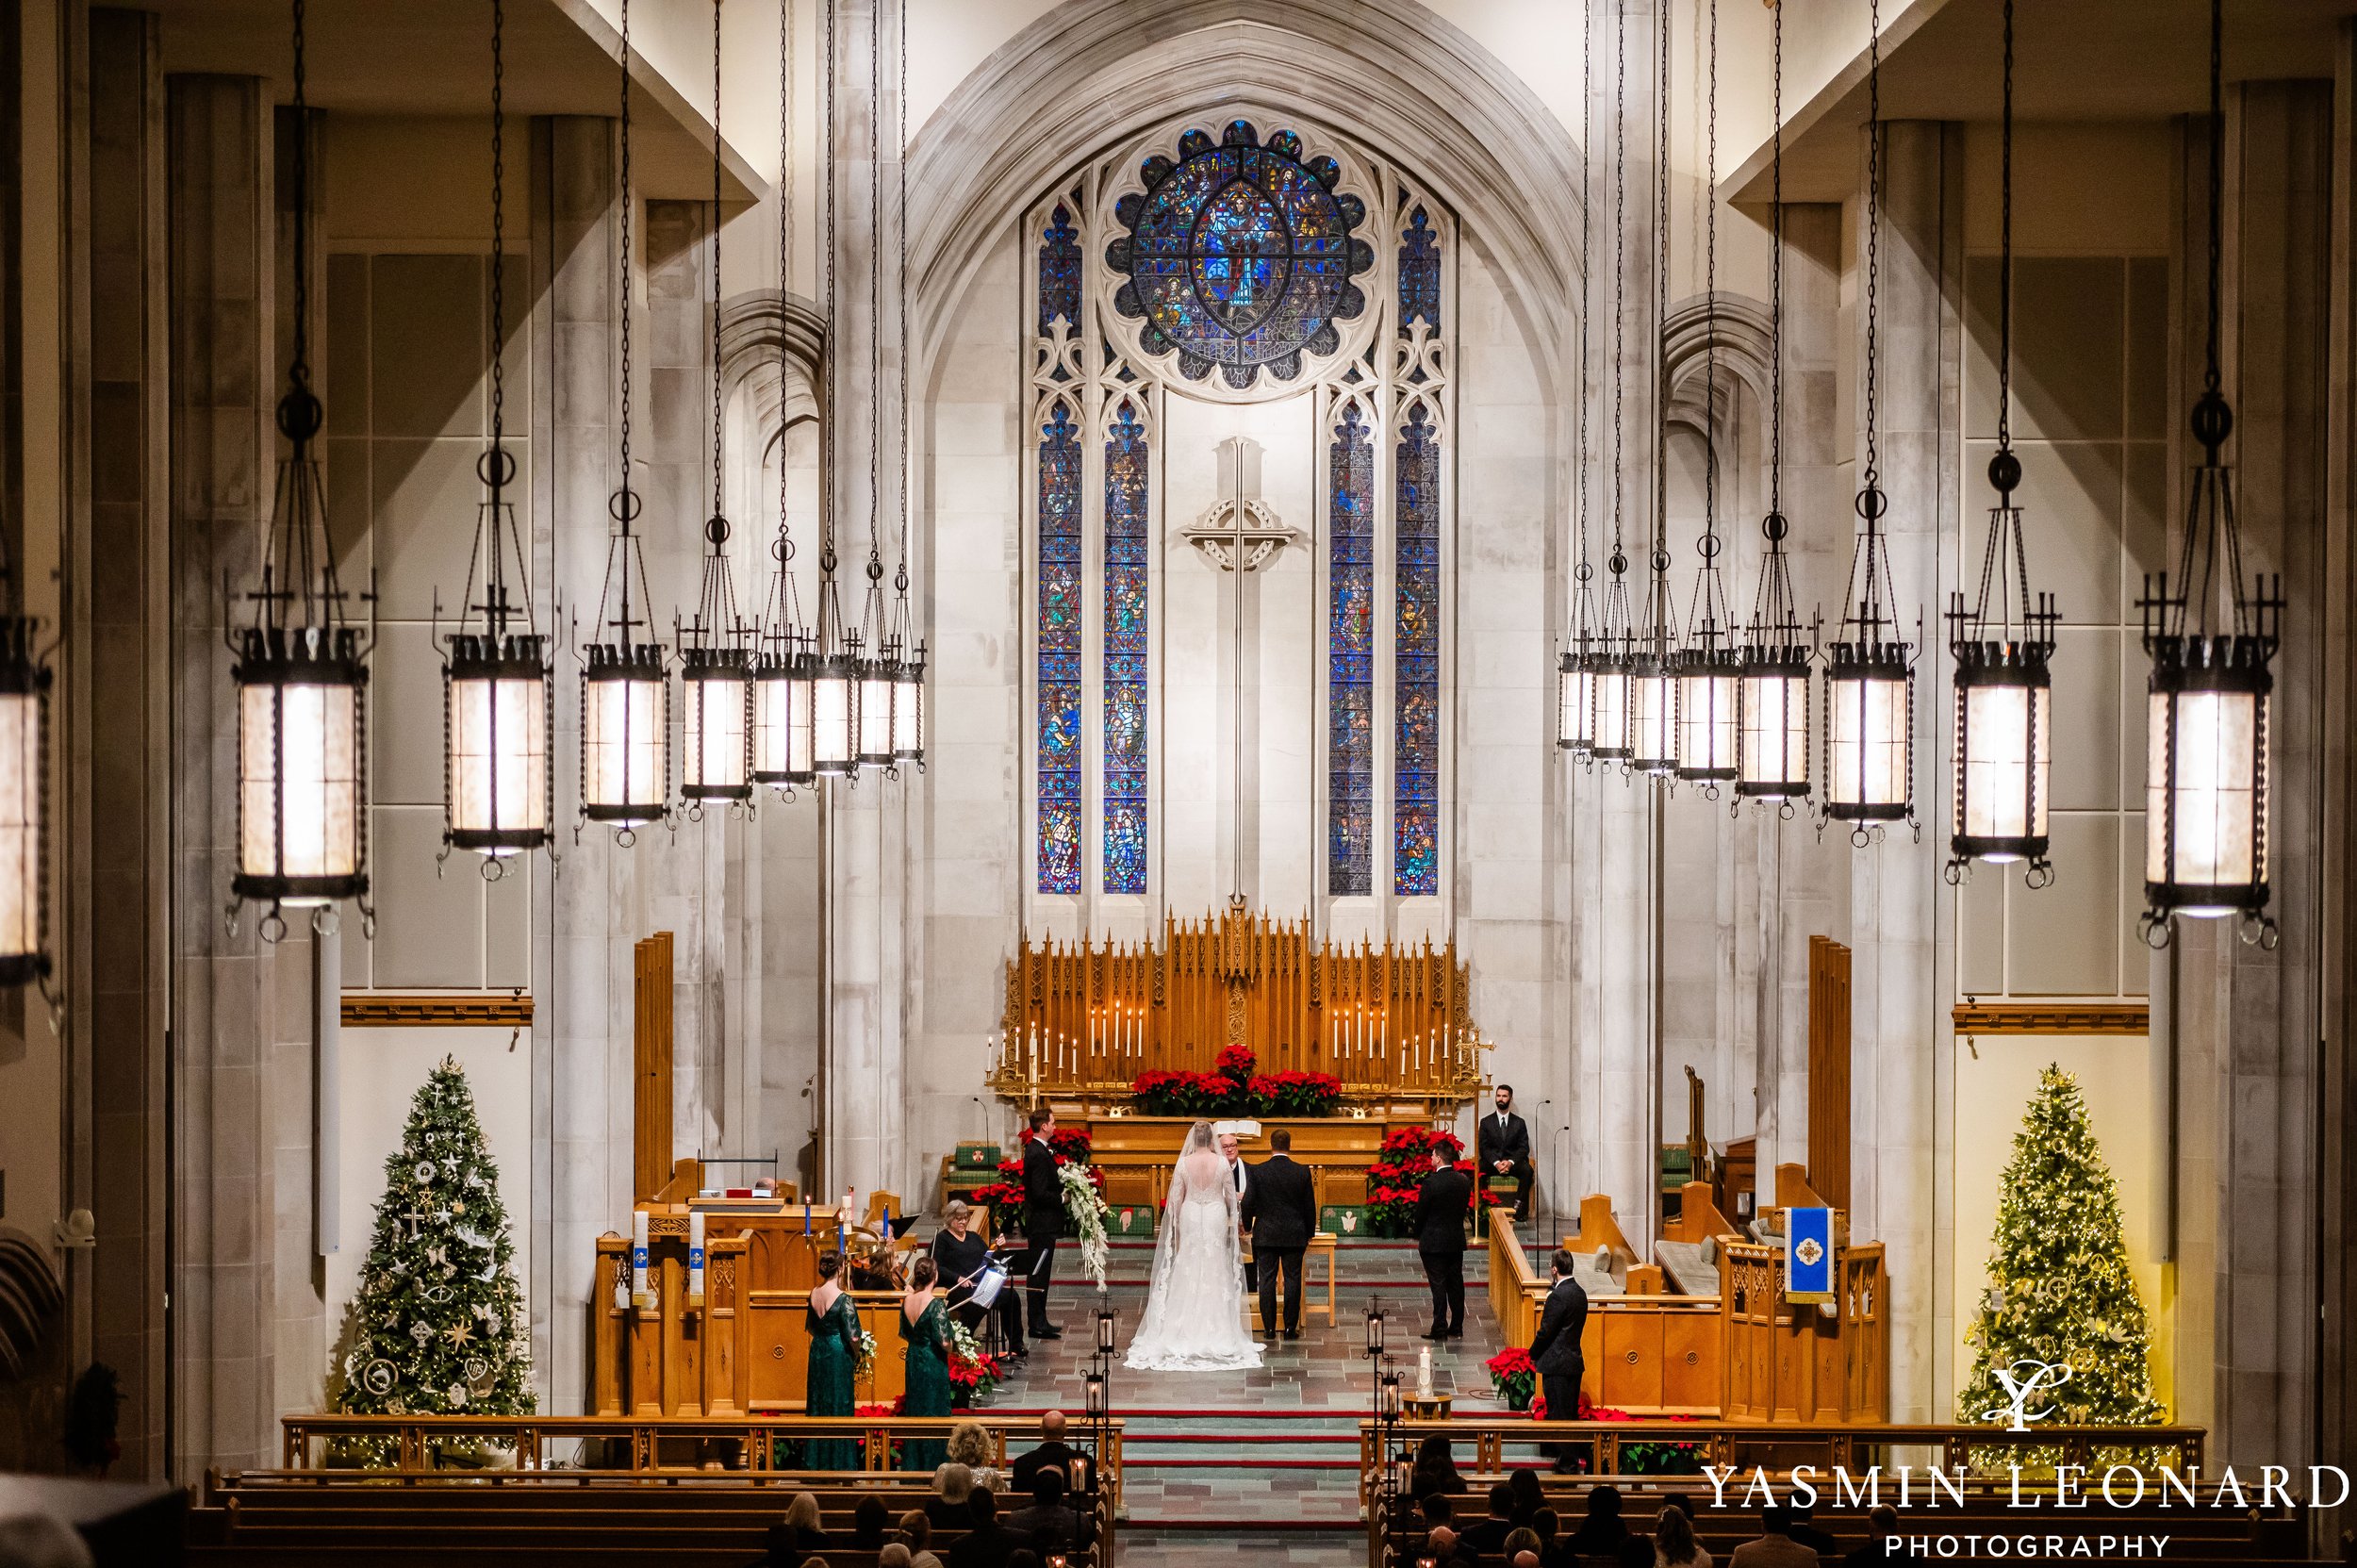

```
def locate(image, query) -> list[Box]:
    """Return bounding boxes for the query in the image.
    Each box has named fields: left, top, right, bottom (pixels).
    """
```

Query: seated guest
left=1011, top=1410, right=1090, bottom=1495
left=1788, top=1506, right=1838, bottom=1557
left=1507, top=1468, right=1546, bottom=1526
left=1505, top=1527, right=1544, bottom=1561
left=928, top=1462, right=977, bottom=1527
left=948, top=1487, right=1034, bottom=1568
left=1461, top=1480, right=1519, bottom=1557
left=896, top=1510, right=945, bottom=1568
left=1656, top=1504, right=1712, bottom=1568
left=1004, top=1468, right=1089, bottom=1556
left=1566, top=1485, right=1630, bottom=1557
left=1418, top=1494, right=1457, bottom=1536
left=948, top=1421, right=1004, bottom=1490
left=1513, top=1555, right=1543, bottom=1568
left=1421, top=1524, right=1461, bottom=1563
left=854, top=1495, right=892, bottom=1548
left=1412, top=1432, right=1465, bottom=1500
left=880, top=1550, right=913, bottom=1568
left=764, top=1489, right=832, bottom=1567
left=1844, top=1506, right=1909, bottom=1568
left=1729, top=1507, right=1820, bottom=1568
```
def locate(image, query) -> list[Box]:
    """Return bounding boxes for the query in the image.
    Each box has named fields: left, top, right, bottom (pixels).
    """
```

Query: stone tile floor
left=981, top=1234, right=1539, bottom=1564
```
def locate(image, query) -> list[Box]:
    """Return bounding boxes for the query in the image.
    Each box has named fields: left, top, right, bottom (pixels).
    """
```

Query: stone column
left=166, top=72, right=282, bottom=1475
left=821, top=0, right=910, bottom=1200
left=1568, top=0, right=1662, bottom=1228
left=1751, top=203, right=1846, bottom=1198
left=531, top=112, right=621, bottom=1418
left=2169, top=80, right=2330, bottom=1472
left=72, top=4, right=170, bottom=1478
left=1846, top=120, right=1958, bottom=1423
left=2319, top=20, right=2357, bottom=1516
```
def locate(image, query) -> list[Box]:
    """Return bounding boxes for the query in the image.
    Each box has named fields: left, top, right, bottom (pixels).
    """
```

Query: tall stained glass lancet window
left=1103, top=402, right=1150, bottom=893
left=1039, top=204, right=1080, bottom=335
left=1399, top=206, right=1441, bottom=333
left=1393, top=404, right=1441, bottom=896
left=1328, top=404, right=1375, bottom=895
left=1037, top=404, right=1083, bottom=893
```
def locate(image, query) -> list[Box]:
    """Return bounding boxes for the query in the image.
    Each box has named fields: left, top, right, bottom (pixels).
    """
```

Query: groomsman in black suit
left=1241, top=1129, right=1318, bottom=1341
left=1022, top=1107, right=1065, bottom=1340
left=1476, top=1083, right=1534, bottom=1221
left=1413, top=1147, right=1474, bottom=1340
left=1527, top=1246, right=1591, bottom=1469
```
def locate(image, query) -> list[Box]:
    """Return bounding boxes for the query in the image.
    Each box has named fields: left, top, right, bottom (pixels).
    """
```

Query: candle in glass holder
left=1417, top=1344, right=1433, bottom=1399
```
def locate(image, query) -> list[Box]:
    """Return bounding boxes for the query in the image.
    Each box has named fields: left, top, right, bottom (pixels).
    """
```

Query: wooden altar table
left=1081, top=1114, right=1421, bottom=1212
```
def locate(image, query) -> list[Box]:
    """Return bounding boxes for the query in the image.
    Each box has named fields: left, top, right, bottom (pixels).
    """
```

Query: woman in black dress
left=930, top=1200, right=1023, bottom=1361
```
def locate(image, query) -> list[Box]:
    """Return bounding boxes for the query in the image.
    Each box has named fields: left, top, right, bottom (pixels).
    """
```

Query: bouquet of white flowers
left=1059, top=1160, right=1113, bottom=1290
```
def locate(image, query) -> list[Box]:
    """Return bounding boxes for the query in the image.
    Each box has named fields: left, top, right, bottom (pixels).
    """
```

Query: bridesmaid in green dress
left=898, top=1255, right=955, bottom=1473
left=802, top=1251, right=861, bottom=1471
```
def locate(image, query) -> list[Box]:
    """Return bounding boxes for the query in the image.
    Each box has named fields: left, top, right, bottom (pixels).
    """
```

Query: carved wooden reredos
left=993, top=899, right=1485, bottom=1107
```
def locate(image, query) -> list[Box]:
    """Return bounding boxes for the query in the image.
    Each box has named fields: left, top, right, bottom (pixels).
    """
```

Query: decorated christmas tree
left=332, top=1057, right=533, bottom=1428
left=1959, top=1065, right=2161, bottom=1436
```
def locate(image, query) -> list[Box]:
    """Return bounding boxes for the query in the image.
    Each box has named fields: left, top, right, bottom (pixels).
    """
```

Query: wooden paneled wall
left=1806, top=934, right=1852, bottom=1209
left=634, top=932, right=674, bottom=1202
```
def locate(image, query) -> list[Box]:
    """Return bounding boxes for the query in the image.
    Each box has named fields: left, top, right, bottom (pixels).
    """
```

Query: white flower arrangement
left=854, top=1327, right=878, bottom=1377
left=1058, top=1159, right=1113, bottom=1291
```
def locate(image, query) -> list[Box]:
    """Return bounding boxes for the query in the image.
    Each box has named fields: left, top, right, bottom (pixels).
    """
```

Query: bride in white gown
left=1123, top=1120, right=1263, bottom=1372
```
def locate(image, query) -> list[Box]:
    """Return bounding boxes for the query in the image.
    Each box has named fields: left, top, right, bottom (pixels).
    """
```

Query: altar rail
left=273, top=1412, right=1127, bottom=1515
left=994, top=905, right=1481, bottom=1101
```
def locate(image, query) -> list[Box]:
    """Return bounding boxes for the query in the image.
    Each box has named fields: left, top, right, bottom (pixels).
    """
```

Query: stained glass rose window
left=1107, top=121, right=1374, bottom=389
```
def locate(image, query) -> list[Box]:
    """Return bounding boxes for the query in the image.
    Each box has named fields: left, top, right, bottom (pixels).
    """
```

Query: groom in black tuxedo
left=1021, top=1106, right=1064, bottom=1340
left=1241, top=1129, right=1318, bottom=1341
left=1476, top=1083, right=1534, bottom=1221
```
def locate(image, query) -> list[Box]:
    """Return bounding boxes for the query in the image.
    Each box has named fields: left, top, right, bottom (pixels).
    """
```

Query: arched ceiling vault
left=906, top=0, right=1584, bottom=402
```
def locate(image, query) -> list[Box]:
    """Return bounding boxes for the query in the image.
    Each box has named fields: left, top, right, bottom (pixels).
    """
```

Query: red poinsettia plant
left=977, top=1127, right=1106, bottom=1232
left=1485, top=1345, right=1537, bottom=1411
left=1132, top=1048, right=1344, bottom=1119
left=1364, top=1127, right=1468, bottom=1237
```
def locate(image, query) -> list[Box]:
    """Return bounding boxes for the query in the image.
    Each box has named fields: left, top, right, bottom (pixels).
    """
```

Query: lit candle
left=1417, top=1344, right=1433, bottom=1400
left=686, top=1211, right=706, bottom=1310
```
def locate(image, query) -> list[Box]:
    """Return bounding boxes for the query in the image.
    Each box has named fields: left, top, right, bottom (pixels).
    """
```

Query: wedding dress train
left=1123, top=1122, right=1263, bottom=1373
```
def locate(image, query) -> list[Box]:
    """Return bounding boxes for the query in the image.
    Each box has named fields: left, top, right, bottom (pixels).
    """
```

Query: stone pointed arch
left=906, top=0, right=1583, bottom=400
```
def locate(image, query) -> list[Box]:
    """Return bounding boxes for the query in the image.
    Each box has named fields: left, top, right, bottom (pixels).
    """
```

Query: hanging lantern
left=445, top=628, right=551, bottom=858
left=2141, top=392, right=2279, bottom=937
left=0, top=616, right=52, bottom=986
left=1629, top=649, right=1676, bottom=775
left=854, top=557, right=896, bottom=770
left=1822, top=495, right=1916, bottom=828
left=678, top=518, right=756, bottom=808
left=1675, top=648, right=1739, bottom=787
left=1556, top=644, right=1595, bottom=757
left=579, top=9, right=670, bottom=839
left=1591, top=550, right=1635, bottom=764
left=1946, top=23, right=2056, bottom=885
left=753, top=527, right=816, bottom=789
left=439, top=26, right=552, bottom=868
left=811, top=540, right=859, bottom=778
left=1736, top=0, right=1811, bottom=807
left=580, top=641, right=668, bottom=829
left=1824, top=40, right=1916, bottom=839
left=230, top=37, right=371, bottom=934
left=2139, top=0, right=2279, bottom=947
left=893, top=636, right=927, bottom=765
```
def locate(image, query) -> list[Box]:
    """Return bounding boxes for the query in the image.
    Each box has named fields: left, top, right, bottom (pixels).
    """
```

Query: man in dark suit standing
left=1241, top=1128, right=1319, bottom=1341
left=1021, top=1107, right=1064, bottom=1341
left=1527, top=1246, right=1591, bottom=1470
left=1412, top=1146, right=1474, bottom=1339
left=1477, top=1083, right=1535, bottom=1221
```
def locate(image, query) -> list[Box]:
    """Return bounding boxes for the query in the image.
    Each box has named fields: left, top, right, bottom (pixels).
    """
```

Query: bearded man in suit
left=1477, top=1083, right=1534, bottom=1221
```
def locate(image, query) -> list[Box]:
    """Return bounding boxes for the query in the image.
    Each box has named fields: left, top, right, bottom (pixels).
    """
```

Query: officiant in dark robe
left=1476, top=1083, right=1534, bottom=1220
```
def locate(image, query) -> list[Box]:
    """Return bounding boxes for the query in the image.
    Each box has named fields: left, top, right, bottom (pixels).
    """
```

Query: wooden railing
left=1355, top=1416, right=2209, bottom=1515
left=273, top=1411, right=1127, bottom=1520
